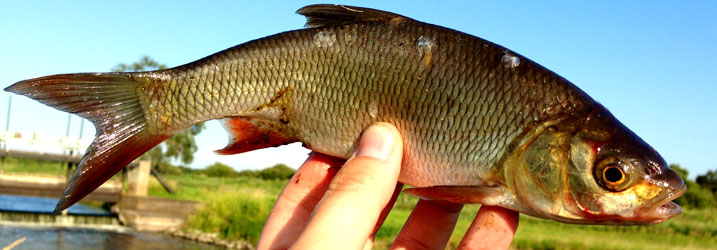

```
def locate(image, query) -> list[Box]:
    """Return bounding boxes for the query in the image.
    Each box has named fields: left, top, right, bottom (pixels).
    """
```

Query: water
left=0, top=225, right=222, bottom=250
left=0, top=195, right=222, bottom=249
left=0, top=195, right=108, bottom=215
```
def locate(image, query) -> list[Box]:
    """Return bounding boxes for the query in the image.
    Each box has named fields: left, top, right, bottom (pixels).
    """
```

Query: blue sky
left=1, top=1, right=715, bottom=178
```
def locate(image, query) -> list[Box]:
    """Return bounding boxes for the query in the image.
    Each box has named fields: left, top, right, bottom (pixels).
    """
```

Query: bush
left=671, top=164, right=717, bottom=208
left=177, top=166, right=200, bottom=175
left=675, top=182, right=716, bottom=208
left=154, top=162, right=183, bottom=175
left=237, top=169, right=258, bottom=178
left=257, top=164, right=295, bottom=180
left=185, top=189, right=275, bottom=245
left=204, top=162, right=238, bottom=177
left=198, top=162, right=294, bottom=179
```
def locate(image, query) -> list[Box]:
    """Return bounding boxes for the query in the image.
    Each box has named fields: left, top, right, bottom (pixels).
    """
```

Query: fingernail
left=354, top=124, right=394, bottom=161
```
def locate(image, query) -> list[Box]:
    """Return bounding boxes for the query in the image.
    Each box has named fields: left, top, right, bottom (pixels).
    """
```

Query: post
left=65, top=161, right=73, bottom=181
left=127, top=160, right=151, bottom=196
left=5, top=95, right=10, bottom=131
left=78, top=119, right=84, bottom=138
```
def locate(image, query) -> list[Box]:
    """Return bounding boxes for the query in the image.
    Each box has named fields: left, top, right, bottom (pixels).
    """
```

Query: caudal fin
left=4, top=73, right=169, bottom=213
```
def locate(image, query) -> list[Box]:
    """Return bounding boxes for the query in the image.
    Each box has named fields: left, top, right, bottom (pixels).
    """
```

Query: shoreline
left=0, top=220, right=254, bottom=249
left=0, top=220, right=129, bottom=232
left=166, top=228, right=255, bottom=250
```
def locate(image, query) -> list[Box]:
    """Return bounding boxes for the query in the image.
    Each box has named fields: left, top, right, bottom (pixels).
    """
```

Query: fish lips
left=636, top=176, right=687, bottom=224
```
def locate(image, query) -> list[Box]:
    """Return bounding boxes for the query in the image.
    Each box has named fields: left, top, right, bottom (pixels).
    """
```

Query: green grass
left=373, top=199, right=717, bottom=250
left=146, top=174, right=286, bottom=245
left=508, top=207, right=717, bottom=250
left=185, top=189, right=276, bottom=245
left=0, top=156, right=68, bottom=176
left=153, top=174, right=716, bottom=249
left=146, top=174, right=286, bottom=202
left=0, top=156, right=125, bottom=182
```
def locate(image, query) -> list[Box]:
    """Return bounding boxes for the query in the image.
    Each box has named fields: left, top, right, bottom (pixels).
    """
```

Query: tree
left=696, top=170, right=717, bottom=192
left=696, top=170, right=717, bottom=203
left=257, top=164, right=295, bottom=180
left=219, top=163, right=295, bottom=180
left=113, top=56, right=205, bottom=173
left=670, top=164, right=689, bottom=181
left=204, top=162, right=238, bottom=177
left=112, top=55, right=168, bottom=72
left=670, top=164, right=716, bottom=208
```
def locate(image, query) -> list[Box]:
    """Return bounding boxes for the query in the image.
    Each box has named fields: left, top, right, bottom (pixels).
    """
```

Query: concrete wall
left=117, top=195, right=201, bottom=232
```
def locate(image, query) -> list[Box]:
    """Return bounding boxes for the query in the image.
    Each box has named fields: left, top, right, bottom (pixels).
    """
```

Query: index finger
left=457, top=205, right=519, bottom=250
left=257, top=152, right=344, bottom=250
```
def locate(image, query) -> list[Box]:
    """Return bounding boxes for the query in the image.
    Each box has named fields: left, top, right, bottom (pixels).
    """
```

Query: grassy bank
left=0, top=156, right=67, bottom=176
left=508, top=208, right=717, bottom=250
left=146, top=174, right=285, bottom=245
left=147, top=175, right=717, bottom=249
left=146, top=174, right=286, bottom=201
left=5, top=157, right=715, bottom=249
left=374, top=200, right=717, bottom=250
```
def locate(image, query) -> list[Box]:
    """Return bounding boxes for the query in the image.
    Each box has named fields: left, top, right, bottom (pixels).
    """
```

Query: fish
left=4, top=4, right=685, bottom=224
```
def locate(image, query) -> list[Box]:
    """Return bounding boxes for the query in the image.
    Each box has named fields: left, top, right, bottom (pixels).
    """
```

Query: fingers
left=457, top=205, right=519, bottom=250
left=257, top=152, right=344, bottom=250
left=390, top=199, right=463, bottom=250
left=291, top=123, right=404, bottom=250
left=364, top=183, right=404, bottom=250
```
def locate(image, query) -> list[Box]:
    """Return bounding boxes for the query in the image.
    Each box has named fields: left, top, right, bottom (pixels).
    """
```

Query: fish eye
left=603, top=165, right=625, bottom=185
left=594, top=158, right=631, bottom=192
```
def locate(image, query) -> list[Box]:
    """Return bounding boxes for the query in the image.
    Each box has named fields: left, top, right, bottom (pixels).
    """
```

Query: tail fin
left=4, top=73, right=169, bottom=213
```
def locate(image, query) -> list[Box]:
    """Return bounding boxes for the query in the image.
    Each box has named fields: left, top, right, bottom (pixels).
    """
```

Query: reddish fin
left=403, top=186, right=504, bottom=204
left=5, top=73, right=171, bottom=213
left=216, top=117, right=295, bottom=155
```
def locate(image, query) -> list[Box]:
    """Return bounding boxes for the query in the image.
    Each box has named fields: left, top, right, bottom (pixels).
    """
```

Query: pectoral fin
left=403, top=185, right=506, bottom=205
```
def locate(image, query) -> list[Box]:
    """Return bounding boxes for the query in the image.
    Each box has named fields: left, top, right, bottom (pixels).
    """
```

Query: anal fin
left=216, top=117, right=296, bottom=155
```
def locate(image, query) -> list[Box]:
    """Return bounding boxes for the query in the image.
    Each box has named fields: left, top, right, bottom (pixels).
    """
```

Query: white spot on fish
left=368, top=101, right=378, bottom=119
left=313, top=31, right=336, bottom=48
left=502, top=51, right=520, bottom=68
left=343, top=32, right=355, bottom=44
left=417, top=36, right=435, bottom=55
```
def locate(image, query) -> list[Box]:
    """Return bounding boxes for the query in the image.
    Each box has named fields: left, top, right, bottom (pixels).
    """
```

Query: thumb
left=331, top=122, right=403, bottom=194
left=290, top=123, right=403, bottom=250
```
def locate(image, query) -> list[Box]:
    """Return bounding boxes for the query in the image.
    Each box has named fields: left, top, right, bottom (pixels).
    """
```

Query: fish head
left=506, top=106, right=685, bottom=225
left=562, top=108, right=686, bottom=224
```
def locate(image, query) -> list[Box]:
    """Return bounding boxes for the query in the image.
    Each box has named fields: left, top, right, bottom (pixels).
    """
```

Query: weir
left=0, top=149, right=199, bottom=232
left=0, top=211, right=121, bottom=228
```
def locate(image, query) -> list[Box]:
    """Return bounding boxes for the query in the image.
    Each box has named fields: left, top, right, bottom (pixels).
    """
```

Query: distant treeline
left=155, top=161, right=296, bottom=180
left=671, top=164, right=717, bottom=208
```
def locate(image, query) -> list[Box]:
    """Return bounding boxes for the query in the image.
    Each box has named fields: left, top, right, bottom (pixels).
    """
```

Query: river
left=0, top=195, right=222, bottom=250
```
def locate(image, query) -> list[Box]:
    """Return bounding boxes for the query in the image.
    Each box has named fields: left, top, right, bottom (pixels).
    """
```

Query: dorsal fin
left=296, top=4, right=408, bottom=28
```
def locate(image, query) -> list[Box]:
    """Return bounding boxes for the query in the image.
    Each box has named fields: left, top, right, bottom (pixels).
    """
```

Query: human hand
left=257, top=123, right=519, bottom=250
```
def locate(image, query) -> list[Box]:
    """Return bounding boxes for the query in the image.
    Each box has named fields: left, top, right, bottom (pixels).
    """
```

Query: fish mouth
left=638, top=183, right=687, bottom=223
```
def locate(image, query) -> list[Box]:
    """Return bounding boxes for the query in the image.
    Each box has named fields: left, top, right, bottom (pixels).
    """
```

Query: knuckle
left=392, top=235, right=433, bottom=250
